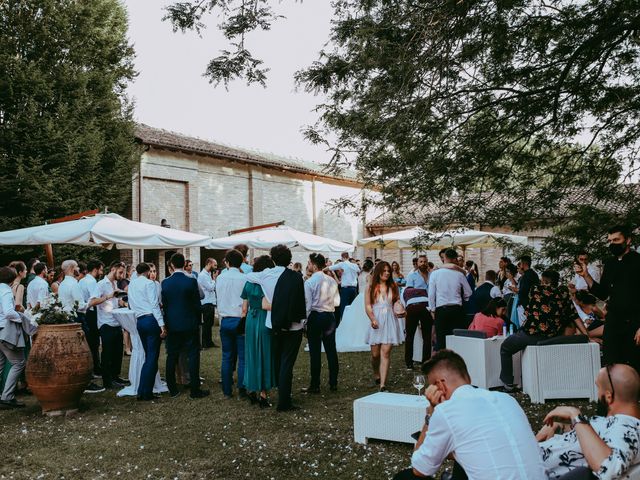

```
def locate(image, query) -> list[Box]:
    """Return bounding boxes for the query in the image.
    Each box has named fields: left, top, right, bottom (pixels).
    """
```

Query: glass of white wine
left=413, top=374, right=425, bottom=401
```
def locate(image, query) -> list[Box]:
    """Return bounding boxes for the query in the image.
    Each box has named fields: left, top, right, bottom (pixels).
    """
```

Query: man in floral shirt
left=500, top=270, right=577, bottom=391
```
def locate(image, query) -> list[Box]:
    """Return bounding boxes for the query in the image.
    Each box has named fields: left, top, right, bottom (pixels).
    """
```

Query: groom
left=247, top=244, right=306, bottom=411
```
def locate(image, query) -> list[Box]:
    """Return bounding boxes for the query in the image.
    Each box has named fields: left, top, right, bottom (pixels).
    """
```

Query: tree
left=167, top=0, right=640, bottom=261
left=0, top=0, right=139, bottom=262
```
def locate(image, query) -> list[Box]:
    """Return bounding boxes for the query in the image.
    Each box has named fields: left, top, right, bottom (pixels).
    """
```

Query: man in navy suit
left=162, top=253, right=210, bottom=399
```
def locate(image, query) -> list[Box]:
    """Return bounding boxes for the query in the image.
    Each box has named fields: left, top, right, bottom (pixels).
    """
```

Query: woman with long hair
left=50, top=268, right=64, bottom=294
left=391, top=261, right=405, bottom=287
left=365, top=261, right=404, bottom=391
left=469, top=297, right=507, bottom=337
left=358, top=259, right=374, bottom=293
left=464, top=260, right=479, bottom=290
left=8, top=261, right=26, bottom=309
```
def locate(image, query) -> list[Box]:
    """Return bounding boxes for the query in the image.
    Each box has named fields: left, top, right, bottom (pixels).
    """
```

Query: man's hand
left=160, top=326, right=167, bottom=338
left=543, top=406, right=581, bottom=426
left=635, top=327, right=640, bottom=346
left=536, top=424, right=558, bottom=442
left=425, top=384, right=444, bottom=414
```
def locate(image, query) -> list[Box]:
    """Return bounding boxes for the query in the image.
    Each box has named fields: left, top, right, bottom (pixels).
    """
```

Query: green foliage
left=31, top=294, right=77, bottom=324
left=0, top=0, right=139, bottom=263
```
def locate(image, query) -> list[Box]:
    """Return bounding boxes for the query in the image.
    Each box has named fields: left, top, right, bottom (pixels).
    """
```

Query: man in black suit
left=161, top=253, right=209, bottom=399
left=468, top=270, right=501, bottom=315
left=247, top=244, right=306, bottom=411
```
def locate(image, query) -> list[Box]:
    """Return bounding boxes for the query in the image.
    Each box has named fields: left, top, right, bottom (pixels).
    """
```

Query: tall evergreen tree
left=0, top=0, right=138, bottom=242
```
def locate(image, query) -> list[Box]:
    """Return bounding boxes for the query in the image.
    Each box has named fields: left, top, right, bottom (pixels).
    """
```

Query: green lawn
left=0, top=339, right=593, bottom=480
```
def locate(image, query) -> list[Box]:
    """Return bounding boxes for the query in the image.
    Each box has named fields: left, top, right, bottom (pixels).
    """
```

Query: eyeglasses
left=605, top=364, right=616, bottom=401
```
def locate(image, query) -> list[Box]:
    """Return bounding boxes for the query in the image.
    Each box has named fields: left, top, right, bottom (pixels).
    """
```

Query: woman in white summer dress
left=365, top=261, right=404, bottom=392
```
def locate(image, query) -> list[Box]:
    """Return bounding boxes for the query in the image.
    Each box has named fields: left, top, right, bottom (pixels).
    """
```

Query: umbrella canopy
left=358, top=228, right=527, bottom=250
left=207, top=225, right=354, bottom=253
left=0, top=213, right=212, bottom=249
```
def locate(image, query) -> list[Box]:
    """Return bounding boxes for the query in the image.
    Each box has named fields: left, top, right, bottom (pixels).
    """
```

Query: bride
left=334, top=260, right=374, bottom=352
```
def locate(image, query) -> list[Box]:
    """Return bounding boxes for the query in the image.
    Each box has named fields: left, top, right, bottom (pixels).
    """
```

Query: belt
left=436, top=304, right=461, bottom=310
left=136, top=313, right=155, bottom=320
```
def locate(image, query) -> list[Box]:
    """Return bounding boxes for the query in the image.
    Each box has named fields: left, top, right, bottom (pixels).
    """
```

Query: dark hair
left=253, top=255, right=274, bottom=273
left=362, top=259, right=374, bottom=272
left=109, top=261, right=126, bottom=272
left=506, top=263, right=518, bottom=276
left=225, top=249, right=244, bottom=268
left=577, top=250, right=589, bottom=257
left=608, top=224, right=632, bottom=238
left=369, top=261, right=399, bottom=305
left=270, top=244, right=292, bottom=267
left=33, top=263, right=47, bottom=276
left=518, top=255, right=532, bottom=267
left=428, top=262, right=435, bottom=269
left=541, top=270, right=560, bottom=287
left=87, top=260, right=104, bottom=273
left=9, top=261, right=26, bottom=276
left=485, top=269, right=497, bottom=283
left=422, top=349, right=470, bottom=381
left=575, top=290, right=597, bottom=305
left=309, top=253, right=326, bottom=270
left=26, top=257, right=40, bottom=272
left=77, top=262, right=87, bottom=274
left=0, top=266, right=17, bottom=285
left=412, top=257, right=418, bottom=264
left=169, top=253, right=185, bottom=269
left=185, top=259, right=193, bottom=266
left=481, top=297, right=507, bottom=317
left=444, top=248, right=458, bottom=261
left=136, top=263, right=151, bottom=275
left=234, top=244, right=249, bottom=257
left=500, top=256, right=511, bottom=264
left=438, top=248, right=448, bottom=257
left=204, top=257, right=216, bottom=267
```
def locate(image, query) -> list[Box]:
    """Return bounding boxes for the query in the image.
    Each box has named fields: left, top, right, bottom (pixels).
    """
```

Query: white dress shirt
left=127, top=276, right=164, bottom=327
left=427, top=267, right=472, bottom=311
left=247, top=266, right=303, bottom=331
left=406, top=270, right=429, bottom=290
left=328, top=261, right=360, bottom=287
left=573, top=264, right=601, bottom=290
left=96, top=277, right=119, bottom=328
left=58, top=275, right=87, bottom=313
left=78, top=274, right=100, bottom=305
left=0, top=283, right=21, bottom=329
left=26, top=276, right=50, bottom=309
left=304, top=271, right=340, bottom=318
left=197, top=268, right=217, bottom=306
left=216, top=267, right=246, bottom=318
left=412, top=385, right=547, bottom=479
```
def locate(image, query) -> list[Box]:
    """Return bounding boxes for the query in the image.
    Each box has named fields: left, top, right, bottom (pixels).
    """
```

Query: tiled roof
left=134, top=123, right=358, bottom=183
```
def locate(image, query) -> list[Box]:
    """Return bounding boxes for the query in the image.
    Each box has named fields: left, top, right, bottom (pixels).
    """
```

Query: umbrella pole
left=44, top=244, right=54, bottom=268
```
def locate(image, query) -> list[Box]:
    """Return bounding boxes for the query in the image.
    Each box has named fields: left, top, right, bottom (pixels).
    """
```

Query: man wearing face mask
left=536, top=364, right=640, bottom=480
left=575, top=224, right=640, bottom=373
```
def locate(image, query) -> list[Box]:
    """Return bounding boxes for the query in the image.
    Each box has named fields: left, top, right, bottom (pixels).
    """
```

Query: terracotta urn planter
left=26, top=323, right=93, bottom=415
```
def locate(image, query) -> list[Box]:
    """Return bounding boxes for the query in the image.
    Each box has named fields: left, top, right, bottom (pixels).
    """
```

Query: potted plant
left=26, top=295, right=93, bottom=415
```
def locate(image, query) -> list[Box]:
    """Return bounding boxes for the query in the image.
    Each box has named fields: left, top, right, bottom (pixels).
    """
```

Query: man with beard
left=406, top=255, right=429, bottom=290
left=536, top=364, right=640, bottom=480
left=575, top=225, right=640, bottom=373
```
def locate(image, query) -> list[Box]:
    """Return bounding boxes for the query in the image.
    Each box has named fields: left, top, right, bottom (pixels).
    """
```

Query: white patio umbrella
left=207, top=225, right=354, bottom=253
left=0, top=213, right=212, bottom=249
left=358, top=227, right=527, bottom=250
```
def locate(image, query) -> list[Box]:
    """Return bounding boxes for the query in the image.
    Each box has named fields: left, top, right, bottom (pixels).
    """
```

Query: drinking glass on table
left=413, top=374, right=425, bottom=401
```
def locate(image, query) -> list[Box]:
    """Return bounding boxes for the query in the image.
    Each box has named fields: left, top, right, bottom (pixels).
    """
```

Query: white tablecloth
left=112, top=309, right=168, bottom=397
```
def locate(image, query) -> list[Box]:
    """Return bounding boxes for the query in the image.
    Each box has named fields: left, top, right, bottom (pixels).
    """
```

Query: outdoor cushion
left=453, top=329, right=487, bottom=339
left=537, top=335, right=589, bottom=346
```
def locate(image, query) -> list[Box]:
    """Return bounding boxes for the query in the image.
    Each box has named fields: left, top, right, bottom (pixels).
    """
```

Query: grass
left=0, top=337, right=594, bottom=480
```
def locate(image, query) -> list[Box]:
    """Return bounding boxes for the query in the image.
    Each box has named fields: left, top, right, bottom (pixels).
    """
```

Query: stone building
left=131, top=124, right=371, bottom=277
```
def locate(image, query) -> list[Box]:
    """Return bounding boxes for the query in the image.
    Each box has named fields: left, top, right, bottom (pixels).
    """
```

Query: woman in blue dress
left=242, top=255, right=276, bottom=408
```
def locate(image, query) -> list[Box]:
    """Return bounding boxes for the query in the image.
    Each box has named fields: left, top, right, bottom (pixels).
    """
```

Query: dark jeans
left=220, top=317, right=245, bottom=396
left=405, top=303, right=432, bottom=366
left=99, top=324, right=123, bottom=388
left=603, top=318, right=640, bottom=374
left=499, top=330, right=546, bottom=385
left=394, top=462, right=468, bottom=480
left=337, top=286, right=357, bottom=325
left=273, top=329, right=303, bottom=409
left=85, top=308, right=102, bottom=374
left=137, top=314, right=161, bottom=399
left=165, top=329, right=200, bottom=394
left=434, top=305, right=467, bottom=351
left=201, top=303, right=216, bottom=348
left=307, top=311, right=339, bottom=389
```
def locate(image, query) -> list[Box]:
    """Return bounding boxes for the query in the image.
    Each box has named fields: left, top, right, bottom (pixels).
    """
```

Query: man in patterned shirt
left=536, top=364, right=640, bottom=480
left=499, top=270, right=577, bottom=391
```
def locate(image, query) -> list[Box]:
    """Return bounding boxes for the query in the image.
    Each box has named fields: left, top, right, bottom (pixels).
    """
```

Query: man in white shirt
left=216, top=249, right=247, bottom=399
left=197, top=257, right=219, bottom=349
left=394, top=349, right=546, bottom=480
left=326, top=252, right=360, bottom=325
left=302, top=253, right=340, bottom=394
left=26, top=262, right=49, bottom=310
left=58, top=259, right=88, bottom=314
left=96, top=261, right=127, bottom=389
left=428, top=249, right=472, bottom=350
left=128, top=263, right=166, bottom=401
left=573, top=250, right=601, bottom=291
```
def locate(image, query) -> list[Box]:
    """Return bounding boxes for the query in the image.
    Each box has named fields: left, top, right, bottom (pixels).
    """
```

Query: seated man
left=536, top=364, right=640, bottom=480
left=499, top=270, right=576, bottom=391
left=394, top=350, right=546, bottom=480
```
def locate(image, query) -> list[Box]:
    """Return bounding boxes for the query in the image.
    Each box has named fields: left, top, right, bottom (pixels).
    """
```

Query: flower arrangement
left=31, top=294, right=78, bottom=325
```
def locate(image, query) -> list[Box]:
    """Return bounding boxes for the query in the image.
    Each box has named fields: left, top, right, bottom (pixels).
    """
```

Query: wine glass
left=413, top=374, right=425, bottom=401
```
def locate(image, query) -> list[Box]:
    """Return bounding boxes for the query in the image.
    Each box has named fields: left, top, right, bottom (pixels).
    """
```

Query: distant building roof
left=135, top=123, right=359, bottom=183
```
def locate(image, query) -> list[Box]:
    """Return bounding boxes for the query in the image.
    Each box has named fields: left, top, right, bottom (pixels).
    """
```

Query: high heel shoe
left=259, top=396, right=272, bottom=409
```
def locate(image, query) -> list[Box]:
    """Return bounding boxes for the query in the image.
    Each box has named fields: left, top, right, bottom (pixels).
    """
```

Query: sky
left=123, top=0, right=335, bottom=164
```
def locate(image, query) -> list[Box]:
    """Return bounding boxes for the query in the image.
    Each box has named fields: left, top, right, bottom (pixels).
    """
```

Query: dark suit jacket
left=469, top=282, right=494, bottom=315
left=518, top=269, right=540, bottom=310
left=271, top=268, right=306, bottom=331
left=161, top=271, right=201, bottom=332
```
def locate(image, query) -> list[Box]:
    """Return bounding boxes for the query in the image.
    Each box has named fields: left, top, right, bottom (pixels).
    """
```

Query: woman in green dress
left=241, top=255, right=276, bottom=408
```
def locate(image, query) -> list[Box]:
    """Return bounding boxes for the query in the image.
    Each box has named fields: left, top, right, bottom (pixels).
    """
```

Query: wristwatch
left=424, top=413, right=431, bottom=427
left=571, top=413, right=589, bottom=428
